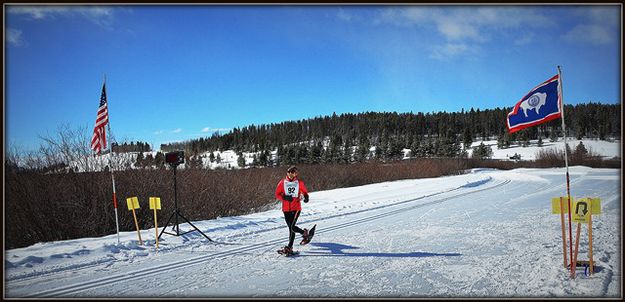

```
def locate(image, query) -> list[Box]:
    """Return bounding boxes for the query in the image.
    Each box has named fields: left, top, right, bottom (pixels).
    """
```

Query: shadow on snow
left=298, top=242, right=462, bottom=258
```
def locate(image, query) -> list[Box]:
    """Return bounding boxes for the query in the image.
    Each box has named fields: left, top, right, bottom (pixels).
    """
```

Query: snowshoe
left=277, top=246, right=299, bottom=256
left=300, top=224, right=316, bottom=245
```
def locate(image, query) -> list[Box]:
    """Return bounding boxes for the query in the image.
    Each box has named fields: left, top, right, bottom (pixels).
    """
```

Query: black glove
left=303, top=194, right=309, bottom=203
left=282, top=194, right=293, bottom=202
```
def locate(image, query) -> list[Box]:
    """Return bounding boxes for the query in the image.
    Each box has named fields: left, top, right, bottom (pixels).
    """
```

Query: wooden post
left=588, top=202, right=594, bottom=275
left=149, top=197, right=161, bottom=249
left=154, top=207, right=159, bottom=249
left=572, top=222, right=582, bottom=278
left=559, top=197, right=569, bottom=268
left=132, top=207, right=143, bottom=245
left=127, top=197, right=143, bottom=245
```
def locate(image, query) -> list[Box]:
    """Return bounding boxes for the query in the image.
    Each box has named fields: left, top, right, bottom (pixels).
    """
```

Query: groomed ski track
left=6, top=168, right=620, bottom=298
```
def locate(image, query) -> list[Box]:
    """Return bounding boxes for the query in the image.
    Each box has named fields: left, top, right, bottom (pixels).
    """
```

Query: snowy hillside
left=76, top=138, right=620, bottom=172
left=4, top=167, right=621, bottom=298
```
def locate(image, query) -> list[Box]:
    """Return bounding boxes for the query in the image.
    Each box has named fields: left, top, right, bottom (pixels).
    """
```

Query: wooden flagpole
left=104, top=74, right=121, bottom=245
left=557, top=66, right=575, bottom=278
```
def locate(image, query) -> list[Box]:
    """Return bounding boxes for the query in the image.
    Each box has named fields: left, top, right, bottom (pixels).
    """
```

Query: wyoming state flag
left=507, top=74, right=562, bottom=133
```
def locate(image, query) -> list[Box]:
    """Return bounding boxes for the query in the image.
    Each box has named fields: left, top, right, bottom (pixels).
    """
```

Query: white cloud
left=6, top=28, right=24, bottom=46
left=336, top=8, right=354, bottom=22
left=374, top=7, right=430, bottom=26
left=7, top=5, right=117, bottom=28
left=373, top=6, right=555, bottom=58
left=154, top=130, right=164, bottom=135
left=562, top=24, right=614, bottom=45
left=562, top=6, right=618, bottom=45
left=430, top=43, right=471, bottom=60
left=436, top=17, right=482, bottom=41
left=585, top=6, right=619, bottom=26
left=201, top=127, right=232, bottom=134
left=170, top=128, right=182, bottom=134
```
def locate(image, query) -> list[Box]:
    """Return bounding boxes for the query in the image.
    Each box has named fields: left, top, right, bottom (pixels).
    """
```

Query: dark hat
left=287, top=166, right=298, bottom=173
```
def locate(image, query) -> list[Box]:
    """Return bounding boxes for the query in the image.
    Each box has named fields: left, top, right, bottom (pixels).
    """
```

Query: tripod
left=158, top=164, right=212, bottom=242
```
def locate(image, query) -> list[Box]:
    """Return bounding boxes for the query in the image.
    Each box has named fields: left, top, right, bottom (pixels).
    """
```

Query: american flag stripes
left=91, top=83, right=109, bottom=154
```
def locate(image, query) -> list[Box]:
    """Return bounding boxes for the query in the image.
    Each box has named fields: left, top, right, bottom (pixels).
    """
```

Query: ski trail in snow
left=23, top=176, right=511, bottom=297
left=6, top=168, right=620, bottom=298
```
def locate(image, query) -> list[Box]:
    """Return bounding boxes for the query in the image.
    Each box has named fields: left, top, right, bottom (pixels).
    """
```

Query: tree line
left=160, top=102, right=620, bottom=164
left=111, top=141, right=151, bottom=153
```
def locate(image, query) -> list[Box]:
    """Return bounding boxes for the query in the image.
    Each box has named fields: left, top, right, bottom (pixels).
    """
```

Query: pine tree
left=410, top=138, right=421, bottom=159
left=265, top=150, right=273, bottom=167
left=386, top=138, right=403, bottom=161
left=573, top=141, right=588, bottom=162
left=311, top=142, right=323, bottom=164
left=375, top=145, right=384, bottom=161
left=472, top=142, right=493, bottom=159
left=154, top=152, right=164, bottom=168
left=462, top=128, right=473, bottom=151
left=209, top=152, right=215, bottom=163
left=356, top=137, right=370, bottom=162
left=237, top=151, right=246, bottom=168
left=297, top=144, right=309, bottom=164
left=275, top=146, right=284, bottom=166
left=136, top=152, right=144, bottom=168
left=550, top=128, right=559, bottom=142
left=144, top=153, right=154, bottom=168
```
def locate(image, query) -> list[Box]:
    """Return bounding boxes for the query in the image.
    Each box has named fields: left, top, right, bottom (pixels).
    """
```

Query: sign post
left=126, top=197, right=143, bottom=245
left=551, top=197, right=570, bottom=268
left=149, top=197, right=162, bottom=249
left=571, top=197, right=601, bottom=276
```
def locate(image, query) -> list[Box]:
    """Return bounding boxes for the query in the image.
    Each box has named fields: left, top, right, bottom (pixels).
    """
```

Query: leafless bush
left=533, top=143, right=619, bottom=168
left=5, top=158, right=465, bottom=249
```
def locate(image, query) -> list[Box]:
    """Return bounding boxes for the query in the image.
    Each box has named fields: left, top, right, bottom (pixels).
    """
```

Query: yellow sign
left=572, top=199, right=591, bottom=223
left=149, top=197, right=161, bottom=210
left=551, top=197, right=571, bottom=214
left=126, top=197, right=140, bottom=210
left=590, top=198, right=601, bottom=215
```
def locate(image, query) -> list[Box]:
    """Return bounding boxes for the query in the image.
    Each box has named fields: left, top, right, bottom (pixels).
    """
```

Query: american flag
left=91, top=83, right=109, bottom=154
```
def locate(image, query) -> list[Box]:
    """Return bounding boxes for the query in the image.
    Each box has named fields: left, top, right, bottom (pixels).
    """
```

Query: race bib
left=284, top=180, right=299, bottom=198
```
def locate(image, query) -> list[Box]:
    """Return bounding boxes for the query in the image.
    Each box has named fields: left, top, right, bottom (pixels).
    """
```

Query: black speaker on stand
left=158, top=151, right=212, bottom=242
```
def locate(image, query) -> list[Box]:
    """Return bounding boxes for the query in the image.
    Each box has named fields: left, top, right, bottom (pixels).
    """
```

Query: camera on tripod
left=165, top=151, right=185, bottom=167
left=159, top=149, right=213, bottom=242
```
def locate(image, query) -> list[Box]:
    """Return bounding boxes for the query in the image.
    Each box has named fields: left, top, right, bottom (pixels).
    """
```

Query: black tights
left=283, top=211, right=304, bottom=248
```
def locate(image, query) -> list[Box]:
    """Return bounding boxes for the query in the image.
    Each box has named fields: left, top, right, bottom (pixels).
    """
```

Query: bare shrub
left=5, top=158, right=466, bottom=249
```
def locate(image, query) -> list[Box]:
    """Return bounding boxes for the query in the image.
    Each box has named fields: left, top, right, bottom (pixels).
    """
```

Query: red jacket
left=275, top=176, right=308, bottom=212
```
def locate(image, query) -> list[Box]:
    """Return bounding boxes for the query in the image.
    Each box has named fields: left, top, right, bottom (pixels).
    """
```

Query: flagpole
left=103, top=74, right=121, bottom=245
left=557, top=65, right=574, bottom=278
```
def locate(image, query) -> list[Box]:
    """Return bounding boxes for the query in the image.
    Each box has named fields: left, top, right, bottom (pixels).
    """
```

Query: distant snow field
left=466, top=138, right=621, bottom=161
left=76, top=138, right=620, bottom=172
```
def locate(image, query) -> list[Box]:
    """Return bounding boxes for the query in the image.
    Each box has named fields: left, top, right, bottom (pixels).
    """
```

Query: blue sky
left=5, top=5, right=621, bottom=151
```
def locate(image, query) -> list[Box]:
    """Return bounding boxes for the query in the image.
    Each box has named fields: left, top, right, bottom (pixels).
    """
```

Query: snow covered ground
left=4, top=166, right=621, bottom=298
left=465, top=138, right=621, bottom=161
